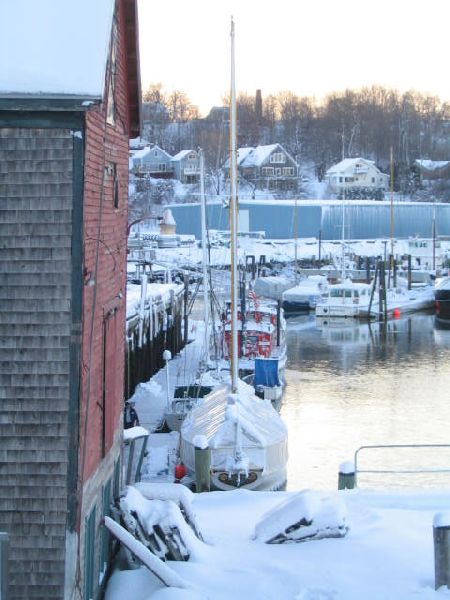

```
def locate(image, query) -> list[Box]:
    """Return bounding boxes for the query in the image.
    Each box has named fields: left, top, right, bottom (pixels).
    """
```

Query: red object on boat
left=175, top=463, right=186, bottom=480
left=393, top=308, right=401, bottom=318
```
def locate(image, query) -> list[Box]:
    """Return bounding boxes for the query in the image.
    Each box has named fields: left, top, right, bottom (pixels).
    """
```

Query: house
left=171, top=149, right=201, bottom=183
left=224, top=143, right=299, bottom=194
left=325, top=157, right=389, bottom=198
left=414, top=159, right=450, bottom=182
left=0, top=1, right=140, bottom=598
left=130, top=143, right=174, bottom=178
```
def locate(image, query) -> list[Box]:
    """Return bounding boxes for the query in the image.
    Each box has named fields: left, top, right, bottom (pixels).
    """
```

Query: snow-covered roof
left=171, top=150, right=196, bottom=162
left=130, top=146, right=151, bottom=160
left=236, top=147, right=255, bottom=165
left=0, top=0, right=115, bottom=97
left=415, top=159, right=450, bottom=171
left=241, top=144, right=280, bottom=167
left=224, top=144, right=297, bottom=169
left=326, top=157, right=378, bottom=175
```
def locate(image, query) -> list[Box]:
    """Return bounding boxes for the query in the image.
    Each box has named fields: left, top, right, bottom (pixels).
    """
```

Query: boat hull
left=435, top=290, right=450, bottom=320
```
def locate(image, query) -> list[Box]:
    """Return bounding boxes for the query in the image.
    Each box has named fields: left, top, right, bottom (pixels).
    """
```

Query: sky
left=138, top=0, right=450, bottom=117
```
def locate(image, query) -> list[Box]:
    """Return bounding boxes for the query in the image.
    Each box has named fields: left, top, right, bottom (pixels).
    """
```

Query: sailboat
left=179, top=18, right=288, bottom=491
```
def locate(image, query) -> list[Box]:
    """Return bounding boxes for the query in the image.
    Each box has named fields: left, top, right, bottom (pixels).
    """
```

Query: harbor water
left=282, top=312, right=450, bottom=491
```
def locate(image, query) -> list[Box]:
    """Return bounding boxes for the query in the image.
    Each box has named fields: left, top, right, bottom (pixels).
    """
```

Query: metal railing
left=354, top=444, right=450, bottom=487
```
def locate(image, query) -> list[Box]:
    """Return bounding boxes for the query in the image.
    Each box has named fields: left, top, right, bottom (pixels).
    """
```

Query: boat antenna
left=229, top=16, right=239, bottom=394
left=199, top=148, right=210, bottom=367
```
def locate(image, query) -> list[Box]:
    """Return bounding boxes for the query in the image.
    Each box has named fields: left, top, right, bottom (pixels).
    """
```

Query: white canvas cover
left=180, top=381, right=287, bottom=475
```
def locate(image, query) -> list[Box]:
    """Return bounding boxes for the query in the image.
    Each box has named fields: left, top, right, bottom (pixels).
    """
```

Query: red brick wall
left=80, top=0, right=130, bottom=483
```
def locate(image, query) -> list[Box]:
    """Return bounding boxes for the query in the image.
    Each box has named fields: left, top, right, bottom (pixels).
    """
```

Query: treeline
left=142, top=84, right=450, bottom=194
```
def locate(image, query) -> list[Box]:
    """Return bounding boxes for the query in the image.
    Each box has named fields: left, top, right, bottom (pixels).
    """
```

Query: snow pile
left=0, top=0, right=114, bottom=97
left=135, top=482, right=202, bottom=539
left=123, top=426, right=149, bottom=442
left=253, top=490, right=348, bottom=544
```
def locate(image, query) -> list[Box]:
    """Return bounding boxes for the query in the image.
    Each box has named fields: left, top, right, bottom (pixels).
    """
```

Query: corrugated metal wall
left=168, top=200, right=450, bottom=240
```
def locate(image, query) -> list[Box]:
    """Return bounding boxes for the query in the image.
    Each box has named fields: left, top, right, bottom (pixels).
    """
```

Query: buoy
left=175, top=463, right=186, bottom=480
left=393, top=308, right=401, bottom=318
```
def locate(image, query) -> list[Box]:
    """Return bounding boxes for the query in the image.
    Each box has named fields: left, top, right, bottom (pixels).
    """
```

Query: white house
left=171, top=149, right=200, bottom=184
left=326, top=157, right=389, bottom=197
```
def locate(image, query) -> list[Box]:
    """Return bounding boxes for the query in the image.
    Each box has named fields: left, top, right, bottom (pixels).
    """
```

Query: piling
left=434, top=513, right=450, bottom=590
left=194, top=436, right=211, bottom=493
left=338, top=461, right=356, bottom=490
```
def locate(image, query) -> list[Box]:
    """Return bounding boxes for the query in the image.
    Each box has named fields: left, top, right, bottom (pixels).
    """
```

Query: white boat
left=316, top=278, right=434, bottom=320
left=282, top=275, right=329, bottom=313
left=180, top=382, right=288, bottom=491
left=180, top=19, right=288, bottom=492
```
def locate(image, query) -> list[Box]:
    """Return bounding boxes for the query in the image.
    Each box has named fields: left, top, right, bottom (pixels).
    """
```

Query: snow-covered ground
left=128, top=236, right=450, bottom=272
left=105, top=485, right=450, bottom=599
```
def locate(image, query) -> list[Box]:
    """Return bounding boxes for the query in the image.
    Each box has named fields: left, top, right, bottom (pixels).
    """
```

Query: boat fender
left=175, top=463, right=186, bottom=481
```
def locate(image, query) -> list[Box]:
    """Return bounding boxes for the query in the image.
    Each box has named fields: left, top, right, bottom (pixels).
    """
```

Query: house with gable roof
left=224, top=143, right=299, bottom=194
left=0, top=0, right=140, bottom=598
left=171, top=148, right=201, bottom=183
left=130, top=143, right=174, bottom=178
left=325, top=157, right=389, bottom=198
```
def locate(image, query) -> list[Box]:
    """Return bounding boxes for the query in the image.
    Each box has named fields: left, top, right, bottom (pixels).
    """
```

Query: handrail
left=354, top=443, right=450, bottom=486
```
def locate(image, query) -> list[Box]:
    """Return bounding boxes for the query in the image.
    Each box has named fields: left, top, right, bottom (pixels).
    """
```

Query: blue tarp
left=254, top=358, right=280, bottom=387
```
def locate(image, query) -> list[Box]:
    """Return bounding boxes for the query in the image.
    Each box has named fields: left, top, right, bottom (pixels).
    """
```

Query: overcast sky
left=138, top=0, right=450, bottom=117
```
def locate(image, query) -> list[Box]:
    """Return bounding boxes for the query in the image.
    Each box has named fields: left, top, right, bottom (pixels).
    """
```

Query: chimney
left=255, top=89, right=262, bottom=122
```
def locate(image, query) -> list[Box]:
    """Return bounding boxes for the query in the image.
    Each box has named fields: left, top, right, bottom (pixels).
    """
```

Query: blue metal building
left=168, top=199, right=450, bottom=240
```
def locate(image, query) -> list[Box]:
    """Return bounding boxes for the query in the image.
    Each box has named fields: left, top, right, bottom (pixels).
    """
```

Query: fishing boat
left=179, top=18, right=288, bottom=491
left=222, top=294, right=287, bottom=383
left=316, top=278, right=434, bottom=320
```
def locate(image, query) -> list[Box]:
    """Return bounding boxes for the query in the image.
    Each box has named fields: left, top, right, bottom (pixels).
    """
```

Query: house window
left=154, top=150, right=158, bottom=156
left=283, top=167, right=294, bottom=176
left=84, top=506, right=96, bottom=600
left=372, top=177, right=375, bottom=183
left=270, top=152, right=286, bottom=164
left=262, top=167, right=274, bottom=176
left=339, top=177, right=343, bottom=183
left=188, top=152, right=196, bottom=160
left=99, top=478, right=112, bottom=585
left=275, top=168, right=281, bottom=176
left=106, top=19, right=118, bottom=127
left=159, top=163, right=166, bottom=172
left=113, top=164, right=119, bottom=208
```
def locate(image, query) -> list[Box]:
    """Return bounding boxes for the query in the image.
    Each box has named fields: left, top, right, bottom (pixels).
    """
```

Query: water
left=281, top=312, right=450, bottom=491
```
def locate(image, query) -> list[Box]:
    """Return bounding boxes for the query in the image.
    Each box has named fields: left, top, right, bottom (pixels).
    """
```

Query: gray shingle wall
left=0, top=127, right=73, bottom=598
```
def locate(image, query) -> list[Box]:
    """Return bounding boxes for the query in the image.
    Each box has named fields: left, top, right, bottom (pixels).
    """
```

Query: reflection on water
left=282, top=312, right=450, bottom=491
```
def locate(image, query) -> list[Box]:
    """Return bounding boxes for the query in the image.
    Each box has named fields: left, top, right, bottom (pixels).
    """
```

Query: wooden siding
left=0, top=127, right=73, bottom=598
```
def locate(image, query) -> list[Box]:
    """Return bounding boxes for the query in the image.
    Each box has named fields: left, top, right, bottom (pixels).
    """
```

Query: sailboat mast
left=390, top=146, right=394, bottom=269
left=229, top=17, right=239, bottom=393
left=341, top=188, right=346, bottom=281
left=199, top=148, right=210, bottom=365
